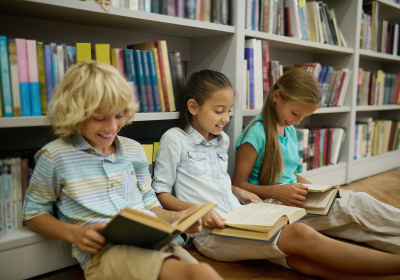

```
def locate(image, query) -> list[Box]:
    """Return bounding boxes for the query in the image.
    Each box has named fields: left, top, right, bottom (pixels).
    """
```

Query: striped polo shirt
left=23, top=134, right=161, bottom=270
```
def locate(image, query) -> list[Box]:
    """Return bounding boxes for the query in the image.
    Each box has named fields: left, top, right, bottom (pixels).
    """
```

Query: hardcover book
left=7, top=39, right=22, bottom=117
left=211, top=202, right=306, bottom=242
left=101, top=201, right=215, bottom=249
left=15, top=38, right=32, bottom=116
left=0, top=36, right=13, bottom=117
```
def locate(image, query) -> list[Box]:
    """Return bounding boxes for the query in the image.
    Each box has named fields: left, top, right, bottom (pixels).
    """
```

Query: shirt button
left=104, top=159, right=106, bottom=163
left=110, top=184, right=114, bottom=189
left=131, top=171, right=135, bottom=175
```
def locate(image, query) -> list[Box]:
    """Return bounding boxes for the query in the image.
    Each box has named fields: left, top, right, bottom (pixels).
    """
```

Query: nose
left=104, top=118, right=118, bottom=131
left=294, top=116, right=304, bottom=126
left=223, top=112, right=230, bottom=123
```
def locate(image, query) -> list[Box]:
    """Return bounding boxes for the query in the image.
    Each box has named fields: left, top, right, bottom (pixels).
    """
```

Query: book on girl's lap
left=211, top=203, right=307, bottom=242
left=297, top=184, right=353, bottom=215
left=100, top=202, right=216, bottom=250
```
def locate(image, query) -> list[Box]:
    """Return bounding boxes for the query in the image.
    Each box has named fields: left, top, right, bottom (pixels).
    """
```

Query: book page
left=304, top=189, right=337, bottom=208
left=224, top=203, right=303, bottom=227
left=301, top=183, right=337, bottom=192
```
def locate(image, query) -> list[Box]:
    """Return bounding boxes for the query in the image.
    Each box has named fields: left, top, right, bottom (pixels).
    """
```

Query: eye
left=116, top=114, right=125, bottom=119
left=215, top=110, right=223, bottom=114
left=292, top=112, right=299, bottom=116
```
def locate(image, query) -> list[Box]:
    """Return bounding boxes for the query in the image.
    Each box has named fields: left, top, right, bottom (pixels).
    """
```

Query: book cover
left=147, top=50, right=162, bottom=112
left=76, top=42, right=92, bottom=63
left=7, top=39, right=22, bottom=117
left=133, top=49, right=149, bottom=112
left=15, top=38, right=32, bottom=116
left=151, top=48, right=166, bottom=112
left=26, top=40, right=42, bottom=116
left=36, top=42, right=47, bottom=114
left=43, top=44, right=54, bottom=105
left=140, top=50, right=155, bottom=112
left=156, top=40, right=175, bottom=111
left=211, top=202, right=307, bottom=242
left=95, top=44, right=111, bottom=65
left=0, top=36, right=13, bottom=117
left=123, top=49, right=141, bottom=112
left=100, top=202, right=215, bottom=249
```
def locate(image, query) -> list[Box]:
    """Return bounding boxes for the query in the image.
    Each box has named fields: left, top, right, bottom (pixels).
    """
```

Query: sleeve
left=236, top=122, right=265, bottom=156
left=134, top=145, right=161, bottom=212
left=152, top=129, right=181, bottom=194
left=23, top=147, right=58, bottom=221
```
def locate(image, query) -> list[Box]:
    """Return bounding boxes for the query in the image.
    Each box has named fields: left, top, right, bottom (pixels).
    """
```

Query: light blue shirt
left=236, top=114, right=299, bottom=185
left=152, top=126, right=242, bottom=217
left=23, top=134, right=160, bottom=270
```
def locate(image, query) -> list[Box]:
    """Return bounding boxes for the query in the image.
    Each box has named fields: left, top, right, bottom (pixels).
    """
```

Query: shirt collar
left=71, top=134, right=127, bottom=159
left=184, top=125, right=228, bottom=146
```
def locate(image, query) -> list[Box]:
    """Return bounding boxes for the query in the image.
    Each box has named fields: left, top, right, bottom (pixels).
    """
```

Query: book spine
left=76, top=42, right=92, bottom=63
left=123, top=49, right=141, bottom=112
left=176, top=0, right=185, bottom=18
left=37, top=42, right=47, bottom=114
left=157, top=41, right=175, bottom=111
left=7, top=39, right=22, bottom=117
left=155, top=43, right=170, bottom=112
left=147, top=50, right=162, bottom=112
left=43, top=44, right=54, bottom=104
left=133, top=50, right=149, bottom=112
left=0, top=36, right=14, bottom=117
left=151, top=49, right=165, bottom=112
left=26, top=39, right=42, bottom=116
left=95, top=44, right=111, bottom=65
left=0, top=159, right=4, bottom=234
left=117, top=48, right=125, bottom=76
left=141, top=50, right=155, bottom=112
left=67, top=45, right=77, bottom=65
left=2, top=159, right=14, bottom=233
left=50, top=43, right=59, bottom=90
left=150, top=0, right=159, bottom=13
left=185, top=0, right=196, bottom=19
left=244, top=47, right=254, bottom=110
left=15, top=38, right=32, bottom=116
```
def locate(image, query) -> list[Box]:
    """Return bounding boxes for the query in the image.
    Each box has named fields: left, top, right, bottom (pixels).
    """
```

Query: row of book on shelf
left=356, top=68, right=400, bottom=106
left=0, top=35, right=185, bottom=117
left=295, top=126, right=346, bottom=174
left=354, top=118, right=400, bottom=160
left=243, top=38, right=351, bottom=110
left=85, top=0, right=233, bottom=26
left=246, top=0, right=347, bottom=47
left=361, top=1, right=400, bottom=56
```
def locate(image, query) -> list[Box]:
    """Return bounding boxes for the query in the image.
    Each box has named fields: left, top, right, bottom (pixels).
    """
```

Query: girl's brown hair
left=240, top=68, right=321, bottom=185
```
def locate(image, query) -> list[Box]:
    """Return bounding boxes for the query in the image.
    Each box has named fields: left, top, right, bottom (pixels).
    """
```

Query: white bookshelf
left=0, top=0, right=399, bottom=278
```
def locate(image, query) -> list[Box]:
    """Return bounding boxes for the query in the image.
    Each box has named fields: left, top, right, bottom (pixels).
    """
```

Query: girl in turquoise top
left=234, top=68, right=400, bottom=256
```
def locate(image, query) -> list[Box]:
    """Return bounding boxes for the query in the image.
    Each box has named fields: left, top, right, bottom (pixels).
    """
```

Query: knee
left=187, top=263, right=222, bottom=280
left=278, top=224, right=319, bottom=254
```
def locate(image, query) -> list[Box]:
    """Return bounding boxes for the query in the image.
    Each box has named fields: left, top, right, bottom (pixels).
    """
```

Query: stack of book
left=0, top=36, right=185, bottom=117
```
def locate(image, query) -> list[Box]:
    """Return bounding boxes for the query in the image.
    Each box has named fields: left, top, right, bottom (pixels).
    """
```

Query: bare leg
left=278, top=223, right=400, bottom=276
left=159, top=258, right=222, bottom=280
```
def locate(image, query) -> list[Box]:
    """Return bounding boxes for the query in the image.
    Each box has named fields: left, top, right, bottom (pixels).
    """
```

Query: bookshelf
left=0, top=0, right=399, bottom=278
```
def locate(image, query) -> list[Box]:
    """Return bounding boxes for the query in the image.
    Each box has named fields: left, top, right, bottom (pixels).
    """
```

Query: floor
left=29, top=168, right=400, bottom=280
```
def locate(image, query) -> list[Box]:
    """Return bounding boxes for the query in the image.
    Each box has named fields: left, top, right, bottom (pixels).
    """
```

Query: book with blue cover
left=43, top=44, right=54, bottom=104
left=133, top=50, right=149, bottom=112
left=0, top=36, right=14, bottom=117
left=141, top=50, right=155, bottom=112
left=123, top=49, right=141, bottom=112
left=147, top=51, right=162, bottom=112
left=15, top=38, right=32, bottom=116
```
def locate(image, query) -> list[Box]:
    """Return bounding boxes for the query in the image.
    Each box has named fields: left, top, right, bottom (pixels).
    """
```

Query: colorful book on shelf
left=133, top=49, right=149, bottom=112
left=50, top=42, right=59, bottom=91
left=26, top=39, right=42, bottom=116
left=2, top=159, right=14, bottom=233
left=67, top=45, right=77, bottom=66
left=142, top=143, right=154, bottom=175
left=76, top=42, right=92, bottom=63
left=15, top=38, right=32, bottom=116
left=128, top=40, right=174, bottom=112
left=7, top=39, right=22, bottom=117
left=147, top=50, right=162, bottom=112
left=168, top=51, right=185, bottom=111
left=211, top=202, right=307, bottom=242
left=285, top=0, right=302, bottom=39
left=244, top=40, right=255, bottom=110
left=43, top=44, right=54, bottom=105
left=36, top=42, right=47, bottom=115
left=100, top=201, right=215, bottom=249
left=0, top=36, right=13, bottom=117
left=261, top=40, right=270, bottom=100
left=111, top=48, right=125, bottom=77
left=151, top=48, right=166, bottom=112
left=140, top=50, right=155, bottom=112
left=95, top=44, right=111, bottom=65
left=0, top=160, right=4, bottom=234
left=123, top=49, right=141, bottom=112
left=56, top=44, right=65, bottom=84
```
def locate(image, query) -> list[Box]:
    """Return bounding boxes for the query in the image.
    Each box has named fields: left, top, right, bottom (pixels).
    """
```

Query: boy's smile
left=81, top=109, right=126, bottom=156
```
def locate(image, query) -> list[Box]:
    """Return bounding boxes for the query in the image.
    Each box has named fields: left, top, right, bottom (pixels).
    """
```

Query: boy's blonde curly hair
left=47, top=61, right=138, bottom=138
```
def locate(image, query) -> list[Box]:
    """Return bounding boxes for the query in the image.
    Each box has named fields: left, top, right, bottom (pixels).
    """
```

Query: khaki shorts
left=85, top=242, right=197, bottom=280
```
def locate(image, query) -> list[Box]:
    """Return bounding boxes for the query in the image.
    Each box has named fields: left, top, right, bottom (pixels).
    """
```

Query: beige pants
left=85, top=242, right=197, bottom=280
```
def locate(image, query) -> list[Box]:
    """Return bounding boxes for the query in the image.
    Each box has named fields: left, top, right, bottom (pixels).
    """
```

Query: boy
left=23, top=62, right=221, bottom=280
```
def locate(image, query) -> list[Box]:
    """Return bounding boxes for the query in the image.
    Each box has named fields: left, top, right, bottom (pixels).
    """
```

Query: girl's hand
left=276, top=183, right=308, bottom=207
left=72, top=223, right=107, bottom=254
left=172, top=207, right=203, bottom=234
left=201, top=210, right=226, bottom=230
left=232, top=186, right=262, bottom=205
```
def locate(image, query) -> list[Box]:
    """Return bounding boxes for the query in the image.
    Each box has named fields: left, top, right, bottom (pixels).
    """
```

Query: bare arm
left=233, top=143, right=308, bottom=207
left=156, top=192, right=225, bottom=230
left=25, top=214, right=107, bottom=254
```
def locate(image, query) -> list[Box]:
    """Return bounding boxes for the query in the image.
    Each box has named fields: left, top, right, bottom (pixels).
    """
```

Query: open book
left=101, top=202, right=215, bottom=250
left=301, top=184, right=353, bottom=215
left=211, top=203, right=306, bottom=242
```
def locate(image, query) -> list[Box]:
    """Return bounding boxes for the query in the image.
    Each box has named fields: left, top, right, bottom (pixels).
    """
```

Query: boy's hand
left=72, top=223, right=107, bottom=254
left=172, top=207, right=203, bottom=234
left=232, top=186, right=262, bottom=205
left=276, top=183, right=308, bottom=207
left=201, top=210, right=226, bottom=230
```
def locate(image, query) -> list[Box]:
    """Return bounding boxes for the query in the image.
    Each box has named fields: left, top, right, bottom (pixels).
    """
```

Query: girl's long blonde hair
left=241, top=68, right=321, bottom=185
left=48, top=62, right=137, bottom=138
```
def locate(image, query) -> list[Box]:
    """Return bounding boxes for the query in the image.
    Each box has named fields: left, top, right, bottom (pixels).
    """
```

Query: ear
left=187, top=99, right=198, bottom=115
left=272, top=90, right=281, bottom=104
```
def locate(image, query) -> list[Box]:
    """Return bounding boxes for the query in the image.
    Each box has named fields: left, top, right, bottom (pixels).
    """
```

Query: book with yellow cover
left=211, top=202, right=306, bottom=242
left=101, top=202, right=215, bottom=249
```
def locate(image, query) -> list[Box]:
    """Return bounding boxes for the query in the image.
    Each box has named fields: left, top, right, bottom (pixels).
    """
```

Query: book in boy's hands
left=300, top=184, right=353, bottom=215
left=100, top=201, right=216, bottom=250
left=211, top=202, right=307, bottom=242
